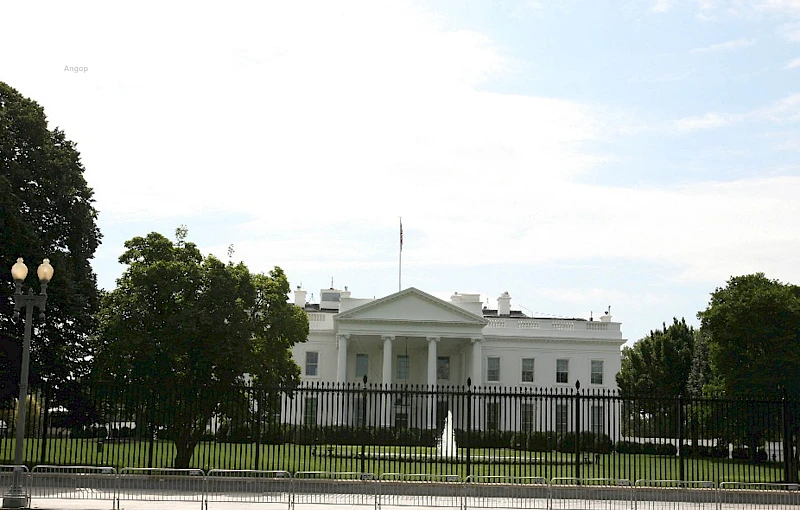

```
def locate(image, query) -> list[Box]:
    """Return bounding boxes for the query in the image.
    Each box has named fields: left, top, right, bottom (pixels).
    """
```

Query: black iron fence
left=0, top=382, right=797, bottom=484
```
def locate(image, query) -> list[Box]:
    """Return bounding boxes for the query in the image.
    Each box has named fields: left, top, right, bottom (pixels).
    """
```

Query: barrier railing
left=293, top=471, right=377, bottom=508
left=117, top=467, right=205, bottom=509
left=377, top=472, right=463, bottom=508
left=0, top=464, right=29, bottom=506
left=30, top=465, right=116, bottom=505
left=634, top=479, right=717, bottom=510
left=718, top=482, right=800, bottom=509
left=7, top=468, right=800, bottom=509
left=551, top=477, right=633, bottom=509
left=206, top=469, right=292, bottom=509
left=463, top=475, right=549, bottom=509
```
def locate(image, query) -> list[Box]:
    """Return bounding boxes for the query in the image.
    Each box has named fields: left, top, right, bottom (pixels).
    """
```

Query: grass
left=0, top=437, right=787, bottom=484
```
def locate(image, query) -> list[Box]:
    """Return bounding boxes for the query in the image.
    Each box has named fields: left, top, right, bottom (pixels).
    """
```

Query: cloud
left=673, top=112, right=739, bottom=131
left=785, top=57, right=800, bottom=69
left=779, top=22, right=800, bottom=41
left=754, top=0, right=800, bottom=15
left=689, top=38, right=758, bottom=53
left=652, top=0, right=674, bottom=13
left=672, top=93, right=800, bottom=132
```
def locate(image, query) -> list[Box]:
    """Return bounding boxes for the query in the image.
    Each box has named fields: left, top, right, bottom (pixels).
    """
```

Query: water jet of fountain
left=436, top=410, right=458, bottom=458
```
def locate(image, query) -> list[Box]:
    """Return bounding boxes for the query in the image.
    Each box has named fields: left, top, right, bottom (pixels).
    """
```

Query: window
left=356, top=354, right=368, bottom=379
left=437, top=356, right=450, bottom=380
left=591, top=404, right=605, bottom=435
left=556, top=403, right=569, bottom=434
left=521, top=402, right=537, bottom=432
left=486, top=402, right=500, bottom=431
left=320, top=292, right=340, bottom=302
left=305, top=351, right=319, bottom=377
left=556, top=359, right=569, bottom=384
left=521, top=358, right=535, bottom=383
left=591, top=360, right=604, bottom=385
left=487, top=357, right=500, bottom=382
left=303, top=396, right=318, bottom=426
left=396, top=355, right=409, bottom=380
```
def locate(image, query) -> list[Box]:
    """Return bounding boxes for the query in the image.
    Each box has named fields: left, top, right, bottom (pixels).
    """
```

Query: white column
left=381, top=335, right=395, bottom=427
left=336, top=334, right=349, bottom=383
left=381, top=335, right=394, bottom=386
left=427, top=336, right=440, bottom=429
left=427, top=336, right=439, bottom=386
left=471, top=337, right=483, bottom=387
left=471, top=337, right=483, bottom=431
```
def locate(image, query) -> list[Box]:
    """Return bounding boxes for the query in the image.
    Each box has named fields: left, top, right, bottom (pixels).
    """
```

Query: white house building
left=288, top=285, right=626, bottom=433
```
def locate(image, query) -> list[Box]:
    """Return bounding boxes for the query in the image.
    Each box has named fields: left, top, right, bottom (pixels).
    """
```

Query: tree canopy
left=617, top=317, right=696, bottom=398
left=94, top=229, right=308, bottom=467
left=0, top=81, right=101, bottom=401
left=698, top=273, right=800, bottom=397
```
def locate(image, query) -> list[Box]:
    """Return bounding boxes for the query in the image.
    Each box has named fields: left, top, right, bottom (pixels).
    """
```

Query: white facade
left=292, top=286, right=625, bottom=391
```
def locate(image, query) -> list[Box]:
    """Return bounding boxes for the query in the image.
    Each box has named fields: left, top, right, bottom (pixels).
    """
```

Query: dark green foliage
left=617, top=318, right=696, bottom=398
left=94, top=230, right=308, bottom=467
left=615, top=441, right=677, bottom=456
left=0, top=82, right=101, bottom=401
left=698, top=273, right=800, bottom=397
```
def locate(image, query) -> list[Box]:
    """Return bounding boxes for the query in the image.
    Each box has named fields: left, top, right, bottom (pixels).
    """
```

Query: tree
left=0, top=82, right=101, bottom=401
left=617, top=318, right=695, bottom=398
left=699, top=274, right=800, bottom=475
left=94, top=229, right=308, bottom=468
left=698, top=273, right=800, bottom=397
left=616, top=318, right=695, bottom=437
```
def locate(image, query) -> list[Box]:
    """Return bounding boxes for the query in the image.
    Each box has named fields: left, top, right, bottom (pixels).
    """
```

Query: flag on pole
left=400, top=218, right=403, bottom=252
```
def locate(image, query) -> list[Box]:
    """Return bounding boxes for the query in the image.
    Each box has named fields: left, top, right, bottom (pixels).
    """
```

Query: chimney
left=294, top=286, right=307, bottom=308
left=497, top=291, right=511, bottom=316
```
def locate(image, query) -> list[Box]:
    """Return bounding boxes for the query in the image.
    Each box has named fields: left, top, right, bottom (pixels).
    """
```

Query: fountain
left=436, top=410, right=458, bottom=458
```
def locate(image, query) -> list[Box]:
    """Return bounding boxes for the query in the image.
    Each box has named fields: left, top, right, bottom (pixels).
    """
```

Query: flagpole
left=398, top=217, right=403, bottom=292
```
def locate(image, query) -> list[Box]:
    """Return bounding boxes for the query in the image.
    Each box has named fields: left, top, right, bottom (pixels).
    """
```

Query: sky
left=2, top=0, right=800, bottom=347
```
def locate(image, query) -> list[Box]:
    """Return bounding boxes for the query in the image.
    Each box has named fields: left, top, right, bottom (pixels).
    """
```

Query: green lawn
left=0, top=438, right=787, bottom=484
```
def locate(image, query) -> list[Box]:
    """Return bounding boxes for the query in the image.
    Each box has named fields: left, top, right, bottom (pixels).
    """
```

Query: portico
left=333, top=288, right=487, bottom=386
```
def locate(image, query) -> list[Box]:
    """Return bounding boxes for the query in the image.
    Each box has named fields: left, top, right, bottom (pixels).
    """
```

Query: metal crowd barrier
left=550, top=477, right=633, bottom=510
left=463, top=475, right=550, bottom=510
left=0, top=465, right=28, bottom=488
left=205, top=469, right=292, bottom=508
left=0, top=464, right=29, bottom=505
left=292, top=471, right=377, bottom=508
left=377, top=472, right=463, bottom=509
left=718, top=482, right=800, bottom=509
left=117, top=467, right=206, bottom=509
left=30, top=465, right=116, bottom=504
left=7, top=468, right=800, bottom=509
left=634, top=480, right=718, bottom=510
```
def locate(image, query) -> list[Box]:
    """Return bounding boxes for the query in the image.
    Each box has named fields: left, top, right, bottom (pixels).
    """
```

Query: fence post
left=466, top=377, right=472, bottom=480
left=361, top=375, right=367, bottom=475
left=678, top=393, right=685, bottom=483
left=39, top=383, right=50, bottom=464
left=575, top=380, right=581, bottom=480
left=781, top=386, right=796, bottom=483
left=254, top=386, right=261, bottom=471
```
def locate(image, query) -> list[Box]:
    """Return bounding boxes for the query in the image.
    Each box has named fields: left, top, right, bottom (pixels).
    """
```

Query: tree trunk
left=173, top=430, right=202, bottom=469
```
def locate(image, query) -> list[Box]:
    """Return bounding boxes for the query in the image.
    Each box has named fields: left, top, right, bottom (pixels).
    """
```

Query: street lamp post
left=2, top=258, right=53, bottom=509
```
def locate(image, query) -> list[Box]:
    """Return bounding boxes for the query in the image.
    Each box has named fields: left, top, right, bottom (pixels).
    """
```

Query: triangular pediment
left=334, top=287, right=488, bottom=326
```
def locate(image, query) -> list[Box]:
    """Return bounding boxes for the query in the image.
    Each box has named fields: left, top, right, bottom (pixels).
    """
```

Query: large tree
left=698, top=273, right=800, bottom=397
left=617, top=317, right=695, bottom=398
left=0, top=82, right=101, bottom=401
left=698, top=273, right=800, bottom=475
left=616, top=318, right=695, bottom=437
left=94, top=229, right=308, bottom=468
